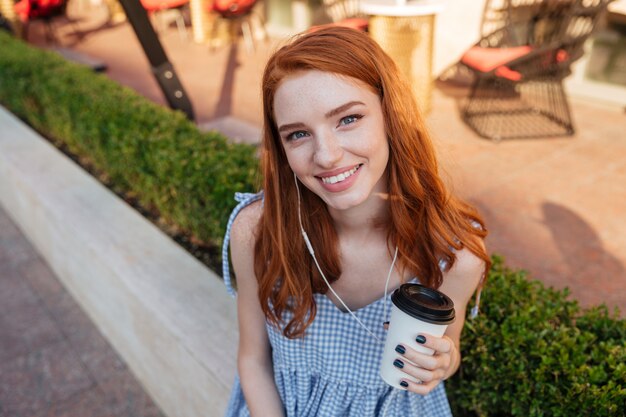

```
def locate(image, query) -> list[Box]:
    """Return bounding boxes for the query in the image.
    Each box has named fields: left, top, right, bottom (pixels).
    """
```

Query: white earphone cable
left=295, top=173, right=397, bottom=344
left=383, top=246, right=399, bottom=325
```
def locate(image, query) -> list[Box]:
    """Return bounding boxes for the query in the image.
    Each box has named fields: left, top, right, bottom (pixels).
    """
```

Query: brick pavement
left=0, top=206, right=165, bottom=417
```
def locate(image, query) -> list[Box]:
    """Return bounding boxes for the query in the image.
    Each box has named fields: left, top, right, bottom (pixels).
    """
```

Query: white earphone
left=294, top=173, right=420, bottom=407
left=294, top=172, right=398, bottom=343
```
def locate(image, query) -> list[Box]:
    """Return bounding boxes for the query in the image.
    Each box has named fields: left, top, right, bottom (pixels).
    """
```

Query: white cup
left=380, top=284, right=455, bottom=389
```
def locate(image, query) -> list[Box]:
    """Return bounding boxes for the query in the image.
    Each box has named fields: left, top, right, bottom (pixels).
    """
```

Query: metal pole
left=117, top=0, right=195, bottom=121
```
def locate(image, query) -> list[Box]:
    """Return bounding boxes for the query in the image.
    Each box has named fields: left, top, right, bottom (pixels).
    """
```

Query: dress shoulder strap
left=221, top=191, right=264, bottom=297
left=469, top=219, right=486, bottom=319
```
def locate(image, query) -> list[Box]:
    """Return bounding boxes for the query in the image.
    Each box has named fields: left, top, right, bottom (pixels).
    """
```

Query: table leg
left=104, top=0, right=127, bottom=24
left=190, top=0, right=212, bottom=43
left=291, top=0, right=311, bottom=32
left=369, top=14, right=435, bottom=114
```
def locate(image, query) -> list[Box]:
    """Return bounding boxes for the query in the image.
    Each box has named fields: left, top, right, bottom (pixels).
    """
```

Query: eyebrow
left=278, top=122, right=306, bottom=133
left=324, top=101, right=366, bottom=118
left=277, top=101, right=366, bottom=133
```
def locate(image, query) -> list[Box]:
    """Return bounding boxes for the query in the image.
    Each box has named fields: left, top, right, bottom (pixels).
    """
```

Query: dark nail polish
left=383, top=321, right=389, bottom=325
left=400, top=380, right=409, bottom=388
left=393, top=359, right=404, bottom=369
left=395, top=344, right=406, bottom=354
left=416, top=335, right=426, bottom=344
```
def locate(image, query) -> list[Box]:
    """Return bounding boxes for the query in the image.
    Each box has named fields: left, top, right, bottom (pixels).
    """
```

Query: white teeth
left=321, top=165, right=360, bottom=185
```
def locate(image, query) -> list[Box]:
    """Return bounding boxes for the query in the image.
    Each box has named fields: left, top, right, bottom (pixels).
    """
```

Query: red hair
left=254, top=27, right=489, bottom=338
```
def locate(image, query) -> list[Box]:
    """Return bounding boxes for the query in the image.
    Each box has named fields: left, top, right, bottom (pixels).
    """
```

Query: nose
left=313, top=130, right=343, bottom=168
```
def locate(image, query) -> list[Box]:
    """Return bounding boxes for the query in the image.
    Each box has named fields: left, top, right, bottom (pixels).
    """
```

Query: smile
left=319, top=164, right=362, bottom=185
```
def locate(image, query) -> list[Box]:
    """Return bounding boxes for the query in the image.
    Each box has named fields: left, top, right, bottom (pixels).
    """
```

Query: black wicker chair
left=460, top=0, right=613, bottom=141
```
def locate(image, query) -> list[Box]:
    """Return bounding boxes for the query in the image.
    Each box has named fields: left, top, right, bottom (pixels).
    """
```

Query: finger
left=395, top=344, right=444, bottom=371
left=391, top=357, right=445, bottom=383
left=415, top=333, right=452, bottom=354
left=399, top=377, right=441, bottom=395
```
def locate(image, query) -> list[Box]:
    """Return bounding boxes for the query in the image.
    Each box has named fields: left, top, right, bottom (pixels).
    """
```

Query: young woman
left=222, top=26, right=490, bottom=416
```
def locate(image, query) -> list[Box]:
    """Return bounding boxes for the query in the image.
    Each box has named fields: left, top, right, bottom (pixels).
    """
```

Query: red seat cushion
left=141, top=0, right=189, bottom=12
left=15, top=0, right=66, bottom=21
left=211, top=0, right=257, bottom=18
left=462, top=46, right=532, bottom=72
left=14, top=0, right=29, bottom=20
left=494, top=66, right=522, bottom=81
left=555, top=49, right=569, bottom=63
left=461, top=46, right=532, bottom=81
left=308, top=18, right=368, bottom=34
left=334, top=17, right=368, bottom=32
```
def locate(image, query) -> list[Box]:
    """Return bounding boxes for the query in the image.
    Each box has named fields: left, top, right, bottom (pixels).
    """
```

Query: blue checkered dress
left=222, top=192, right=453, bottom=417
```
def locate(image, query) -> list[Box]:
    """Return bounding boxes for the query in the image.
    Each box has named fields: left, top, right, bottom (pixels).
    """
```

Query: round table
left=360, top=0, right=444, bottom=114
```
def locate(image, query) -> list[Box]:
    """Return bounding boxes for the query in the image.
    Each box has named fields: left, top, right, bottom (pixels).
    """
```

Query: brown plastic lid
left=391, top=283, right=455, bottom=325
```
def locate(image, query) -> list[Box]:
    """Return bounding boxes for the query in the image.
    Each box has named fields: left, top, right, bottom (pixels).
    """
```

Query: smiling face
left=273, top=70, right=390, bottom=213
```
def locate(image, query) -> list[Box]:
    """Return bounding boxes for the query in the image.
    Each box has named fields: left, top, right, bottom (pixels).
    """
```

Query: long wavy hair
left=254, top=27, right=489, bottom=338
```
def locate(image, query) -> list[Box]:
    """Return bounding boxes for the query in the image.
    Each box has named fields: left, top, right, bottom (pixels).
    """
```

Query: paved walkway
left=0, top=207, right=164, bottom=417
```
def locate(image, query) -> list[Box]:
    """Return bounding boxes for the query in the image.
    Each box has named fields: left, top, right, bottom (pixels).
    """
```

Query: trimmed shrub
left=0, top=31, right=259, bottom=248
left=448, top=255, right=626, bottom=417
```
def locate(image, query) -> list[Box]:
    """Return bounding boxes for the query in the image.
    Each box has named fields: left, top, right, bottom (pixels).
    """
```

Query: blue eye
left=339, top=114, right=363, bottom=126
left=286, top=130, right=309, bottom=141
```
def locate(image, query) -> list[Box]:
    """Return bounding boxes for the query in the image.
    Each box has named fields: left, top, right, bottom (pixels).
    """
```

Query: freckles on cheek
left=362, top=137, right=388, bottom=155
left=283, top=152, right=303, bottom=176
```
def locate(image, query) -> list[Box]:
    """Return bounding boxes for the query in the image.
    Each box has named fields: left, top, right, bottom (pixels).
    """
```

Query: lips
left=317, top=164, right=363, bottom=185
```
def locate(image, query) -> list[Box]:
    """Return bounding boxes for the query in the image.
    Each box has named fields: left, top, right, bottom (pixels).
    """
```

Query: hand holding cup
left=391, top=332, right=458, bottom=394
left=380, top=284, right=455, bottom=391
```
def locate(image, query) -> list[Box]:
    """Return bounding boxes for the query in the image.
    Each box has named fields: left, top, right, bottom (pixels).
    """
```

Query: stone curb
left=0, top=106, right=237, bottom=417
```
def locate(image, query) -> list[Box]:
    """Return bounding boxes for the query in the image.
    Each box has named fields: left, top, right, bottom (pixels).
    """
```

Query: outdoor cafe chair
left=459, top=0, right=613, bottom=141
left=14, top=0, right=73, bottom=43
left=140, top=0, right=190, bottom=41
left=318, top=0, right=369, bottom=31
left=207, top=0, right=267, bottom=52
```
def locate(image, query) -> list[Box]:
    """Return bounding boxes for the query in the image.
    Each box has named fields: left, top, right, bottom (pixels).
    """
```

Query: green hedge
left=448, top=256, right=626, bottom=416
left=0, top=31, right=259, bottom=248
left=1, top=32, right=624, bottom=416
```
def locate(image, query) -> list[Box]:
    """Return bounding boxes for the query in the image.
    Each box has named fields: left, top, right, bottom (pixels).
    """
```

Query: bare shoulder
left=440, top=247, right=486, bottom=306
left=230, top=199, right=263, bottom=252
left=449, top=247, right=485, bottom=278
left=227, top=200, right=263, bottom=302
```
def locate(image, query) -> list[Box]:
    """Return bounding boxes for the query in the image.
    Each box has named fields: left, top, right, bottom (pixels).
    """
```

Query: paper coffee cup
left=380, top=283, right=455, bottom=389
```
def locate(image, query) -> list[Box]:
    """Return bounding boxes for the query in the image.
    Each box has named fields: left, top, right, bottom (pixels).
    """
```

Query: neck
left=328, top=191, right=390, bottom=240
